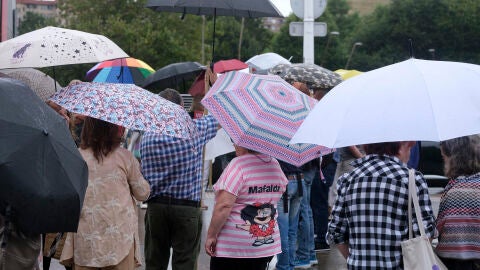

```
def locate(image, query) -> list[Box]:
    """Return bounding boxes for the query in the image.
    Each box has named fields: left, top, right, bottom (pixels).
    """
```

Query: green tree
left=193, top=16, right=274, bottom=63
left=51, top=0, right=274, bottom=88
left=52, top=0, right=204, bottom=87
left=351, top=0, right=480, bottom=70
left=270, top=0, right=361, bottom=70
left=18, top=11, right=57, bottom=35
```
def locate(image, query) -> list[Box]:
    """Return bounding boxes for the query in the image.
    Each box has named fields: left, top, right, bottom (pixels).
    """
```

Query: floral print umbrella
left=269, top=63, right=342, bottom=89
left=49, top=82, right=196, bottom=139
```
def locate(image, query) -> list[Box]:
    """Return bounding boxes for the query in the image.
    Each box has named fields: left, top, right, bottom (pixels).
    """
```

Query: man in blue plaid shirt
left=327, top=141, right=436, bottom=269
left=140, top=89, right=218, bottom=270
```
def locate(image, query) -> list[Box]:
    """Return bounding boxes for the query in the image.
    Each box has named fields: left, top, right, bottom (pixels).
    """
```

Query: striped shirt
left=327, top=154, right=436, bottom=270
left=213, top=153, right=288, bottom=258
left=140, top=115, right=218, bottom=201
left=436, top=172, right=480, bottom=260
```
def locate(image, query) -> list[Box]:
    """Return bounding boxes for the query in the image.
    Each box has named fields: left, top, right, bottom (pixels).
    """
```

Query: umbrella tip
left=408, top=39, right=415, bottom=58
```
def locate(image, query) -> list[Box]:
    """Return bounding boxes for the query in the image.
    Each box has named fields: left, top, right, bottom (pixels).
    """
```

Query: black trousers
left=210, top=256, right=273, bottom=270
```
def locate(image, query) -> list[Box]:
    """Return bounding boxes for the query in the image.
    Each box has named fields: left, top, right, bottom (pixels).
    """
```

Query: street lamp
left=345, top=42, right=363, bottom=69
left=428, top=48, right=436, bottom=60
left=320, top=31, right=340, bottom=66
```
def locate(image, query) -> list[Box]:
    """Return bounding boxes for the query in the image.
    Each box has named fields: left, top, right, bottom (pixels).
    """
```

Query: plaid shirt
left=327, top=154, right=436, bottom=270
left=140, top=115, right=218, bottom=202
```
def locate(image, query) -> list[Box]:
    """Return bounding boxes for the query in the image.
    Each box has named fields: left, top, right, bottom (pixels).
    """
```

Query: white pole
left=303, top=0, right=314, bottom=64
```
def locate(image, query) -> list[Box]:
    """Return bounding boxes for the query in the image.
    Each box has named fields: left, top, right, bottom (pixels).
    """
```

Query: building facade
left=16, top=0, right=57, bottom=33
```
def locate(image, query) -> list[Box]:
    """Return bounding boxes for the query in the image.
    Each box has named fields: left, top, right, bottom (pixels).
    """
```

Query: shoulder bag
left=401, top=169, right=447, bottom=270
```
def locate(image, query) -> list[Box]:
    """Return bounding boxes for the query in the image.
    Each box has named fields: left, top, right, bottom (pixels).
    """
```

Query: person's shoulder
left=114, top=147, right=136, bottom=161
left=140, top=132, right=171, bottom=144
left=194, top=114, right=217, bottom=125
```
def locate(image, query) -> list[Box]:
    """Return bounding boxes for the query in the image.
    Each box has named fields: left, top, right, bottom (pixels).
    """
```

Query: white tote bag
left=401, top=169, right=447, bottom=270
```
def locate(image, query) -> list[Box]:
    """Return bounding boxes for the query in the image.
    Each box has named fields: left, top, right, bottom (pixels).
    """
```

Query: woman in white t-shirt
left=205, top=144, right=288, bottom=270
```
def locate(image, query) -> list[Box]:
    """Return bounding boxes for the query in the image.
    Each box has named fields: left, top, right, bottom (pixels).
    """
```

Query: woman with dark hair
left=60, top=117, right=150, bottom=270
left=436, top=134, right=480, bottom=269
left=327, top=141, right=436, bottom=269
left=205, top=143, right=288, bottom=270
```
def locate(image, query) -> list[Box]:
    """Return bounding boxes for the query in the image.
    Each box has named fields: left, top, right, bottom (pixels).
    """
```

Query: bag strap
left=408, top=169, right=427, bottom=239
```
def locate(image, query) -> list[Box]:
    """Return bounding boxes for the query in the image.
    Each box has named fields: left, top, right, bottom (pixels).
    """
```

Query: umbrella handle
left=211, top=8, right=216, bottom=63
left=408, top=39, right=415, bottom=58
left=0, top=205, right=12, bottom=249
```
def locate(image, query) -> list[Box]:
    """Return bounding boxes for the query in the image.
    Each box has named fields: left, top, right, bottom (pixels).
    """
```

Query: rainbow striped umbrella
left=201, top=71, right=333, bottom=166
left=85, top=57, right=155, bottom=86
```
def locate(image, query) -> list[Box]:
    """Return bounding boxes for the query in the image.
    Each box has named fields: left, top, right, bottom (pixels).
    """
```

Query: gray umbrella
left=0, top=78, right=88, bottom=234
left=146, top=0, right=283, bottom=62
left=0, top=68, right=62, bottom=101
left=142, top=61, right=206, bottom=91
left=270, top=63, right=343, bottom=89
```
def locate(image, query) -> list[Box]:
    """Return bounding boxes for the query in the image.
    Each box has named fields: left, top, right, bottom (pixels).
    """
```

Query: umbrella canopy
left=291, top=58, right=480, bottom=148
left=201, top=71, right=333, bottom=167
left=85, top=57, right=155, bottom=85
left=143, top=61, right=206, bottom=91
left=49, top=82, right=196, bottom=139
left=0, top=26, right=128, bottom=69
left=334, top=69, right=363, bottom=80
left=0, top=78, right=88, bottom=234
left=213, top=59, right=248, bottom=74
left=277, top=63, right=343, bottom=89
left=146, top=0, right=283, bottom=62
left=246, top=52, right=291, bottom=74
left=0, top=68, right=61, bottom=101
left=147, top=0, right=282, bottom=17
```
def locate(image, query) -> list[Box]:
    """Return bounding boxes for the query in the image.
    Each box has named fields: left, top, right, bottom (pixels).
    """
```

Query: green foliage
left=43, top=0, right=273, bottom=87
left=270, top=0, right=361, bottom=70
left=51, top=0, right=204, bottom=86
left=18, top=12, right=57, bottom=35
left=20, top=0, right=480, bottom=85
left=352, top=0, right=480, bottom=70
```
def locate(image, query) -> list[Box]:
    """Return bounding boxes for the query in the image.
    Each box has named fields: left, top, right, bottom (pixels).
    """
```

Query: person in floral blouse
left=60, top=117, right=150, bottom=270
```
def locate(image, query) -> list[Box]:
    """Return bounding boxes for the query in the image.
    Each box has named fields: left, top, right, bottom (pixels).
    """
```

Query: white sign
left=289, top=22, right=327, bottom=37
left=290, top=0, right=327, bottom=19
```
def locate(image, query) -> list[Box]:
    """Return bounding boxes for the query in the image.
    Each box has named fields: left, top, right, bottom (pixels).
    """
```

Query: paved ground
left=48, top=188, right=443, bottom=270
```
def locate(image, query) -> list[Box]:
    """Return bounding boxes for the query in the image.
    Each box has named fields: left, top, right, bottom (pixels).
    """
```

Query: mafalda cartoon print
left=236, top=202, right=277, bottom=246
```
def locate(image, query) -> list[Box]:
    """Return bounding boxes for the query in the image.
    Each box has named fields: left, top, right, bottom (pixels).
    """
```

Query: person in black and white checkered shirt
left=327, top=141, right=436, bottom=269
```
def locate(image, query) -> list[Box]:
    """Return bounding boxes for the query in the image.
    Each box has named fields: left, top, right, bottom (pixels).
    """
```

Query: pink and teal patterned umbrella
left=49, top=82, right=196, bottom=139
left=201, top=71, right=333, bottom=166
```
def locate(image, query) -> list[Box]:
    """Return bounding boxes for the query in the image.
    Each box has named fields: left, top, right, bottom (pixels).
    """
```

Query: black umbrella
left=146, top=0, right=284, bottom=62
left=0, top=78, right=88, bottom=234
left=142, top=61, right=206, bottom=91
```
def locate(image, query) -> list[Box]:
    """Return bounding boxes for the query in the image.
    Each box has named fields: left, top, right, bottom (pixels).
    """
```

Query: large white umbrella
left=204, top=128, right=235, bottom=161
left=0, top=26, right=128, bottom=69
left=291, top=58, right=480, bottom=148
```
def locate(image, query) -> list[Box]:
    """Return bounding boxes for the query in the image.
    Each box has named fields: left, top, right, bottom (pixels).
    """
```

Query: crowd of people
left=1, top=67, right=480, bottom=270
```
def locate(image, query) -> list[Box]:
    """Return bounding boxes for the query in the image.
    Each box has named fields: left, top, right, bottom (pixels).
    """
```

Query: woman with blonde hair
left=60, top=117, right=150, bottom=270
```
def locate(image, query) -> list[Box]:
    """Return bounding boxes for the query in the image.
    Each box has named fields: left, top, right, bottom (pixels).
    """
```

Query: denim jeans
left=296, top=170, right=315, bottom=262
left=276, top=180, right=302, bottom=270
left=311, top=162, right=336, bottom=246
